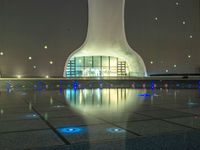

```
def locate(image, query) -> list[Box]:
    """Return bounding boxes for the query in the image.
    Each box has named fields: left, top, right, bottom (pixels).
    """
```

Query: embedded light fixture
left=0, top=52, right=3, bottom=56
left=57, top=127, right=85, bottom=134
left=28, top=57, right=32, bottom=60
left=45, top=75, right=49, bottom=78
left=107, top=128, right=126, bottom=133
left=25, top=113, right=39, bottom=119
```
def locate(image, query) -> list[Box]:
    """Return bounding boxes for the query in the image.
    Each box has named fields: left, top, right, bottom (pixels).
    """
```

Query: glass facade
left=65, top=56, right=129, bottom=77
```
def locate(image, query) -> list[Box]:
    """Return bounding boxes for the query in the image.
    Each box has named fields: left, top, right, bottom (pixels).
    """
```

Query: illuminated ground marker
left=107, top=128, right=126, bottom=133
left=57, top=127, right=86, bottom=134
left=25, top=113, right=39, bottom=119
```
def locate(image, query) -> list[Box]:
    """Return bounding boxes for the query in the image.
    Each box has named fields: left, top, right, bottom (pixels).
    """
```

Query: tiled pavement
left=0, top=89, right=200, bottom=150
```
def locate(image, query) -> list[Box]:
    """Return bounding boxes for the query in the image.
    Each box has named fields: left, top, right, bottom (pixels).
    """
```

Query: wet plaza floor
left=0, top=87, right=200, bottom=150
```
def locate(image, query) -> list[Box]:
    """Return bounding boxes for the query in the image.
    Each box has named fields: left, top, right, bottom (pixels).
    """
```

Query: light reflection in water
left=29, top=103, right=32, bottom=111
left=64, top=88, right=145, bottom=149
left=64, top=88, right=145, bottom=114
left=50, top=97, right=54, bottom=105
left=0, top=109, right=4, bottom=115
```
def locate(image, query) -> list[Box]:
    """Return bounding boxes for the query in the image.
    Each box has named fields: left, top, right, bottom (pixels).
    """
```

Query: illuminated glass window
left=110, top=57, right=117, bottom=67
left=66, top=56, right=129, bottom=77
left=102, top=56, right=109, bottom=67
left=85, top=57, right=93, bottom=67
left=76, top=57, right=84, bottom=67
left=93, top=56, right=101, bottom=67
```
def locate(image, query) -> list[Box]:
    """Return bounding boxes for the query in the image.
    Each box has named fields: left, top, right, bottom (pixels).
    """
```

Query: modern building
left=64, top=0, right=147, bottom=77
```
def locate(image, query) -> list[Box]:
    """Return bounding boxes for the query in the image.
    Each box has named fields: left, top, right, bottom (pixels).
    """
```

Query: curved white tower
left=64, top=0, right=146, bottom=77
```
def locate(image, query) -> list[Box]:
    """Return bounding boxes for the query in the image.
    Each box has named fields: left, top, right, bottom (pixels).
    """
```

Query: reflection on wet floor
left=64, top=88, right=145, bottom=114
left=0, top=88, right=200, bottom=149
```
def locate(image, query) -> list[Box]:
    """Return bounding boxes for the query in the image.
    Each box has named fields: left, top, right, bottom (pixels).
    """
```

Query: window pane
left=93, top=56, right=101, bottom=67
left=85, top=57, right=93, bottom=67
left=76, top=57, right=84, bottom=67
left=110, top=57, right=117, bottom=67
left=102, top=66, right=109, bottom=76
left=76, top=67, right=83, bottom=76
left=102, top=56, right=109, bottom=67
left=110, top=67, right=117, bottom=76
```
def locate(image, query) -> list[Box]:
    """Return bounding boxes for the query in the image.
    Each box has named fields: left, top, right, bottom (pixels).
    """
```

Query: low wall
left=0, top=78, right=200, bottom=91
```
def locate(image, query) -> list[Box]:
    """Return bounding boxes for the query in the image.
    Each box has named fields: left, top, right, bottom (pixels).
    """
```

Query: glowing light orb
left=0, top=52, right=4, bottom=56
left=44, top=45, right=48, bottom=49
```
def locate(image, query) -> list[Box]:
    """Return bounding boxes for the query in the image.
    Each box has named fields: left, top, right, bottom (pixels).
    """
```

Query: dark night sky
left=0, top=0, right=199, bottom=77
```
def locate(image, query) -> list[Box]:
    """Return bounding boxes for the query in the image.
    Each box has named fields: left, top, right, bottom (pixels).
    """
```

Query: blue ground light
left=137, top=93, right=152, bottom=97
left=107, top=128, right=126, bottom=133
left=57, top=127, right=86, bottom=134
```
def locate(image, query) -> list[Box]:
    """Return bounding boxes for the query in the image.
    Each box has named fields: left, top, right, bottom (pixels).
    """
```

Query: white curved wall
left=64, top=0, right=147, bottom=77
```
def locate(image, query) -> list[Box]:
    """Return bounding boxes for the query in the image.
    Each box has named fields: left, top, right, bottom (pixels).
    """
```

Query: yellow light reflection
left=64, top=88, right=145, bottom=115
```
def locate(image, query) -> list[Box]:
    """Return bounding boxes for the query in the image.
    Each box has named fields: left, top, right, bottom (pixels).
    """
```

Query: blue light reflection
left=57, top=127, right=86, bottom=134
left=137, top=93, right=152, bottom=97
left=73, top=81, right=78, bottom=90
left=150, top=80, right=155, bottom=91
left=198, top=81, right=200, bottom=93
